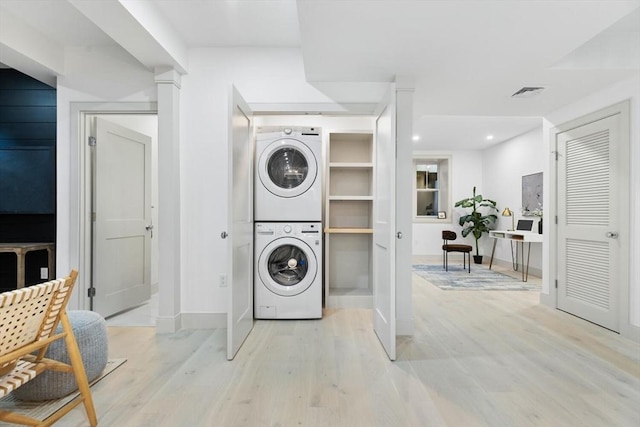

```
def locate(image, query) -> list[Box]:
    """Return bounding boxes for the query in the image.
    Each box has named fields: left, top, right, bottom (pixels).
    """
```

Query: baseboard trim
left=156, top=314, right=182, bottom=334
left=181, top=313, right=227, bottom=329
left=620, top=322, right=640, bottom=343
left=539, top=292, right=554, bottom=308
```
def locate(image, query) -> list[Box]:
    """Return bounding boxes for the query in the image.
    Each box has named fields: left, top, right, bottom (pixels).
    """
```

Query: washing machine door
left=257, top=139, right=318, bottom=198
left=258, top=237, right=318, bottom=297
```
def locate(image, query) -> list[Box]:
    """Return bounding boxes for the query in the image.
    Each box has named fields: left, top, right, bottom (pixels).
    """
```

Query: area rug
left=413, top=264, right=541, bottom=291
left=0, top=358, right=126, bottom=426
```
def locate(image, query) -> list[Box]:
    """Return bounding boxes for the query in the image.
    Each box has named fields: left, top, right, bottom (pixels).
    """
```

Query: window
left=413, top=156, right=450, bottom=221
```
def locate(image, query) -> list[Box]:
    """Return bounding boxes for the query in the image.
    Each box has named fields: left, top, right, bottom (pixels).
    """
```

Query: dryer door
left=258, top=237, right=318, bottom=296
left=257, top=139, right=318, bottom=198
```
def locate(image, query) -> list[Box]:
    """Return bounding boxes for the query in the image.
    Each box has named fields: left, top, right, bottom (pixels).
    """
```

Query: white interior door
left=226, top=86, right=254, bottom=360
left=373, top=86, right=397, bottom=360
left=557, top=113, right=622, bottom=331
left=93, top=117, right=151, bottom=318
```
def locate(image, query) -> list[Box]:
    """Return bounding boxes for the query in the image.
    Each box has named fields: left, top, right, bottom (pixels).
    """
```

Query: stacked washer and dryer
left=254, top=127, right=323, bottom=319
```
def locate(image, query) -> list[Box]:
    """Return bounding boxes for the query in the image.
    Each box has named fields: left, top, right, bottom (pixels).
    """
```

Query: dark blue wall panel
left=0, top=69, right=56, bottom=288
left=0, top=106, right=56, bottom=123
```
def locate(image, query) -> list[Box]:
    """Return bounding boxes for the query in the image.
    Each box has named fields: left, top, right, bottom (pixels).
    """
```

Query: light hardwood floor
left=57, top=259, right=639, bottom=427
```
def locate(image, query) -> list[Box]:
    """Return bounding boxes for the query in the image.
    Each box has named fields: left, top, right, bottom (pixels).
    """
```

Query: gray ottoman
left=13, top=310, right=108, bottom=401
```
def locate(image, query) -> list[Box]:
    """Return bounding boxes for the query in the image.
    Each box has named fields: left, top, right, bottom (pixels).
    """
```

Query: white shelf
left=329, top=162, right=374, bottom=169
left=326, top=289, right=372, bottom=309
left=324, top=227, right=373, bottom=234
left=325, top=131, right=374, bottom=308
left=329, top=288, right=371, bottom=296
left=328, top=195, right=373, bottom=201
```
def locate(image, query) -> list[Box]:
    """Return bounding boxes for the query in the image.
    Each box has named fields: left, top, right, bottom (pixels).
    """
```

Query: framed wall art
left=522, top=172, right=543, bottom=216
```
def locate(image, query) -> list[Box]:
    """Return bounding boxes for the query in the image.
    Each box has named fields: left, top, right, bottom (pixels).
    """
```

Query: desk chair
left=442, top=230, right=472, bottom=273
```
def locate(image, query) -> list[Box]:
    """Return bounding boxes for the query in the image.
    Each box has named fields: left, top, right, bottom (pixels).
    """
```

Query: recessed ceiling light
left=412, top=135, right=420, bottom=141
left=486, top=135, right=494, bottom=140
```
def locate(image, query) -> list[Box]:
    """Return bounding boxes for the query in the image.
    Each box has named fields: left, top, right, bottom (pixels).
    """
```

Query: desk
left=489, top=231, right=542, bottom=282
left=0, top=243, right=55, bottom=288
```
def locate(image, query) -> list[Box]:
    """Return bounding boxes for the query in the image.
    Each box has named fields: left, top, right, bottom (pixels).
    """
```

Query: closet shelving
left=324, top=132, right=374, bottom=308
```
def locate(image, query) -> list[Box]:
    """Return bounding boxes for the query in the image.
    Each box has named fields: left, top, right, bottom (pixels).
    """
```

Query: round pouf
left=13, top=310, right=108, bottom=402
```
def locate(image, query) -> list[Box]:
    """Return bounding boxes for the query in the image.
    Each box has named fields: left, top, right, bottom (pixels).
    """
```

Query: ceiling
left=1, top=0, right=638, bottom=150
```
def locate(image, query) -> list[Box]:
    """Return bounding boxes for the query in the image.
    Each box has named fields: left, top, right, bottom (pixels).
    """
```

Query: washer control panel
left=255, top=223, right=321, bottom=243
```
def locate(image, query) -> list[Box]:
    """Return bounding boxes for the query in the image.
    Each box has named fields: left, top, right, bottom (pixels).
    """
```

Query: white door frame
left=548, top=100, right=634, bottom=338
left=69, top=102, right=157, bottom=312
left=395, top=82, right=414, bottom=337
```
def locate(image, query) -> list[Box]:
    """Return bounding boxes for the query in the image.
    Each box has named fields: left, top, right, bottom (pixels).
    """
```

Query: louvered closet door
left=557, top=114, right=620, bottom=331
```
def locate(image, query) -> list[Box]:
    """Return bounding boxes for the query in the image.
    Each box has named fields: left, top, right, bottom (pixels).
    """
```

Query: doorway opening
left=70, top=103, right=158, bottom=327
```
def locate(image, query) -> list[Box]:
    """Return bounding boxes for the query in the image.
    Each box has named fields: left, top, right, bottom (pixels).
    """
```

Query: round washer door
left=258, top=139, right=318, bottom=198
left=258, top=237, right=318, bottom=297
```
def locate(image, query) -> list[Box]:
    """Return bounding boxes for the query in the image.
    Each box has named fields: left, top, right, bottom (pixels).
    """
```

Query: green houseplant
left=454, top=186, right=498, bottom=263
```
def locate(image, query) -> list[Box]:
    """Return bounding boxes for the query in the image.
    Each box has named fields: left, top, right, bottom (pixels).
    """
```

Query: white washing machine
left=255, top=128, right=322, bottom=221
left=254, top=222, right=322, bottom=319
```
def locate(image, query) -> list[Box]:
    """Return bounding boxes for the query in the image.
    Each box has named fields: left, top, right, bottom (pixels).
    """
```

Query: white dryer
left=254, top=222, right=322, bottom=319
left=255, top=128, right=322, bottom=221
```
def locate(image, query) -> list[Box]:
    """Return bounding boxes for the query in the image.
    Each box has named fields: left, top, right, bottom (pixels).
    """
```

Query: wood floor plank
left=48, top=262, right=639, bottom=427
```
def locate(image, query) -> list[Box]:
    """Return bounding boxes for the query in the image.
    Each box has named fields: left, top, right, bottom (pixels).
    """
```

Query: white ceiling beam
left=0, top=4, right=64, bottom=86
left=68, top=0, right=188, bottom=74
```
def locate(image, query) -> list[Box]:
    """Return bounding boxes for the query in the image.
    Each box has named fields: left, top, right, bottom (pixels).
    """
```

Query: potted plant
left=454, top=186, right=498, bottom=264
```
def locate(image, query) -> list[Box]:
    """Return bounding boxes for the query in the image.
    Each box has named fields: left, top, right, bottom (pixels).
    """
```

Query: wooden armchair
left=0, top=270, right=97, bottom=427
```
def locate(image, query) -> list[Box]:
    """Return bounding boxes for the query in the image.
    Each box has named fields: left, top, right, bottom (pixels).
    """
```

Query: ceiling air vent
left=511, top=87, right=545, bottom=98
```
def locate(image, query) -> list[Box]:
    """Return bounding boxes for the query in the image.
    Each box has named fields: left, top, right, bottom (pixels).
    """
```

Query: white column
left=395, top=76, right=415, bottom=336
left=155, top=67, right=182, bottom=333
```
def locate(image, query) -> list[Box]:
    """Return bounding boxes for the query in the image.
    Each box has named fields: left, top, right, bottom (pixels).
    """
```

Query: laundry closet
left=229, top=84, right=410, bottom=361
left=253, top=116, right=376, bottom=311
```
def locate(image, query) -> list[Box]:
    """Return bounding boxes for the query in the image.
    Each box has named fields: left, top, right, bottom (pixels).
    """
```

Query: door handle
left=145, top=225, right=154, bottom=238
left=605, top=232, right=618, bottom=239
left=396, top=231, right=403, bottom=239
left=221, top=231, right=228, bottom=239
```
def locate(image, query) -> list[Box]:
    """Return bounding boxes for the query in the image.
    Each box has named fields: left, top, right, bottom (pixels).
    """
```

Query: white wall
left=55, top=45, right=396, bottom=319
left=180, top=48, right=374, bottom=314
left=412, top=150, right=484, bottom=255
left=482, top=127, right=545, bottom=275
left=543, top=74, right=640, bottom=331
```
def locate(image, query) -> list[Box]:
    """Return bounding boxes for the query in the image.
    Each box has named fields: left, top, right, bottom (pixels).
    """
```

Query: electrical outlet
left=219, top=275, right=227, bottom=287
left=40, top=267, right=49, bottom=279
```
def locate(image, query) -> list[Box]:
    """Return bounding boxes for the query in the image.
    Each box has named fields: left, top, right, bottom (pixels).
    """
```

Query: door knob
left=605, top=232, right=618, bottom=239
left=221, top=231, right=228, bottom=239
left=145, top=225, right=154, bottom=238
left=396, top=231, right=403, bottom=239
